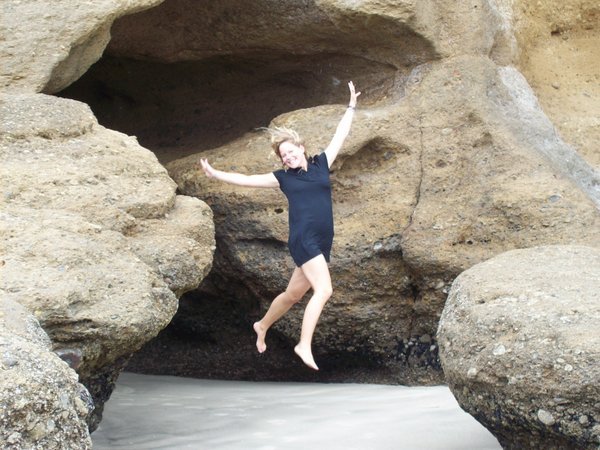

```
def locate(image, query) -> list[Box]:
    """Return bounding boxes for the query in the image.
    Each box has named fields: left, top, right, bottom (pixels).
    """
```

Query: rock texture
left=164, top=54, right=599, bottom=382
left=0, top=0, right=164, bottom=93
left=0, top=93, right=215, bottom=428
left=1, top=299, right=93, bottom=449
left=437, top=245, right=600, bottom=449
left=1, top=0, right=598, bottom=406
left=511, top=0, right=600, bottom=169
left=53, top=0, right=599, bottom=383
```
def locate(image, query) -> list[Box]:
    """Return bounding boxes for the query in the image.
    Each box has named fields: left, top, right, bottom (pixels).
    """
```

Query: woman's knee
left=316, top=285, right=333, bottom=300
left=284, top=288, right=305, bottom=304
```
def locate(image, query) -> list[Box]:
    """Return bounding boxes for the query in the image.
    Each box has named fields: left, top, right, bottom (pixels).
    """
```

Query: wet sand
left=93, top=372, right=501, bottom=449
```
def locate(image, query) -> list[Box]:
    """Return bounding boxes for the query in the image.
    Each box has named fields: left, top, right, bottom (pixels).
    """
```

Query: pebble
left=493, top=344, right=506, bottom=356
left=537, top=409, right=555, bottom=426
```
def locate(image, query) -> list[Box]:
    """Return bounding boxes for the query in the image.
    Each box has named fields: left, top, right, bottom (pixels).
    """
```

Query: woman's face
left=278, top=140, right=306, bottom=169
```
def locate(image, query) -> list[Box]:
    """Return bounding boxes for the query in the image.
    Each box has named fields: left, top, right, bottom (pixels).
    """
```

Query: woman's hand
left=348, top=81, right=361, bottom=108
left=198, top=158, right=216, bottom=178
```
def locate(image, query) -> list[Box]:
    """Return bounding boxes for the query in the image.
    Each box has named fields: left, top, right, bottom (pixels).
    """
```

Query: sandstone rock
left=0, top=298, right=93, bottom=449
left=437, top=245, right=600, bottom=449
left=0, top=93, right=215, bottom=427
left=107, top=0, right=515, bottom=66
left=166, top=55, right=599, bottom=382
left=1, top=0, right=597, bottom=392
left=0, top=0, right=164, bottom=93
left=511, top=0, right=600, bottom=170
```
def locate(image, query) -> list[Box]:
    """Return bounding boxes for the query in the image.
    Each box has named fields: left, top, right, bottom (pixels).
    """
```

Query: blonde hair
left=259, top=126, right=305, bottom=161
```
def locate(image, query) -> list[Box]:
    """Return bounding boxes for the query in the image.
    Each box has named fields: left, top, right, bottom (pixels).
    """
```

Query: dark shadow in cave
left=58, top=52, right=398, bottom=164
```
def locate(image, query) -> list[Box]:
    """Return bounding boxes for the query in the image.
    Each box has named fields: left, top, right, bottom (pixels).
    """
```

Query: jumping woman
left=199, top=81, right=360, bottom=370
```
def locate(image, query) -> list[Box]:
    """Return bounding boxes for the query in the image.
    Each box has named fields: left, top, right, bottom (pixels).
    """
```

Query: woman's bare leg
left=253, top=267, right=311, bottom=353
left=294, top=254, right=333, bottom=370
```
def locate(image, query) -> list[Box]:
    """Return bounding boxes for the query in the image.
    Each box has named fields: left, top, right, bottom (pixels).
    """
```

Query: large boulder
left=166, top=55, right=599, bottom=382
left=0, top=93, right=215, bottom=428
left=1, top=299, right=93, bottom=449
left=437, top=245, right=600, bottom=449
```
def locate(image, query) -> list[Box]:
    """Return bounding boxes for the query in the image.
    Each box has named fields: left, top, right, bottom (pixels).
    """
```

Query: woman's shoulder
left=311, top=152, right=328, bottom=167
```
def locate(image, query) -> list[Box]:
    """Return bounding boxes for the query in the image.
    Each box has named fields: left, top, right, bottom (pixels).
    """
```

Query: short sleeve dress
left=273, top=152, right=334, bottom=267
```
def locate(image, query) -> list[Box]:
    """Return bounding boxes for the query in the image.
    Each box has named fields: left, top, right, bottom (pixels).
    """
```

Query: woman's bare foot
left=253, top=322, right=267, bottom=353
left=294, top=344, right=319, bottom=370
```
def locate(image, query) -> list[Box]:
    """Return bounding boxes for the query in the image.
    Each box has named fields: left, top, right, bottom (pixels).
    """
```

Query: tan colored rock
left=1, top=0, right=597, bottom=389
left=107, top=0, right=515, bottom=66
left=167, top=55, right=599, bottom=382
left=511, top=0, right=600, bottom=169
left=0, top=93, right=215, bottom=427
left=437, top=245, right=600, bottom=449
left=1, top=299, right=93, bottom=449
left=0, top=0, right=164, bottom=94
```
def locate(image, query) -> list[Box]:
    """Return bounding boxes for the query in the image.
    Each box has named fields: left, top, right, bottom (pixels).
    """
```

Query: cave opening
left=59, top=52, right=398, bottom=164
left=55, top=1, right=438, bottom=382
left=56, top=0, right=437, bottom=165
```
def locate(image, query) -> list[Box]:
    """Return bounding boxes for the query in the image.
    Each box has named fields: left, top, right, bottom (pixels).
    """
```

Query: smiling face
left=278, top=140, right=307, bottom=170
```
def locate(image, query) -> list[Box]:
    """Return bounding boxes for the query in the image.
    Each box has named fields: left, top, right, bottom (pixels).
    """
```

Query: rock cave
left=2, top=0, right=599, bottom=448
left=57, top=0, right=444, bottom=384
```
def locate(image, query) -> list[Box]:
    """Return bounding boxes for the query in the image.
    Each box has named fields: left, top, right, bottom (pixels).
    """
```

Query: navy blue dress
left=273, top=152, right=334, bottom=267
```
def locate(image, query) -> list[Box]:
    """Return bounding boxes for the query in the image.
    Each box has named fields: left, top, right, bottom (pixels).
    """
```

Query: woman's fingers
left=348, top=81, right=361, bottom=104
left=197, top=158, right=213, bottom=177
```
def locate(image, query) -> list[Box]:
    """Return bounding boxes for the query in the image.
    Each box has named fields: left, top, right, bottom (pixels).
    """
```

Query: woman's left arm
left=324, top=81, right=361, bottom=168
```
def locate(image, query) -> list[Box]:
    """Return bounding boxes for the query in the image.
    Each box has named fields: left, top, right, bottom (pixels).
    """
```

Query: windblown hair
left=259, top=126, right=305, bottom=161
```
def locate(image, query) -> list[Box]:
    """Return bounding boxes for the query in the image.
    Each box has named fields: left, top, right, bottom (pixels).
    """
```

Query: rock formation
left=0, top=0, right=164, bottom=93
left=1, top=0, right=215, bottom=432
left=52, top=0, right=599, bottom=384
left=164, top=54, right=599, bottom=382
left=1, top=0, right=598, bottom=442
left=511, top=0, right=599, bottom=169
left=1, top=299, right=93, bottom=449
left=437, top=245, right=600, bottom=449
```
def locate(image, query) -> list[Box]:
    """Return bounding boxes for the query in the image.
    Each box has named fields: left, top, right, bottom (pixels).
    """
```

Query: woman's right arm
left=198, top=158, right=279, bottom=188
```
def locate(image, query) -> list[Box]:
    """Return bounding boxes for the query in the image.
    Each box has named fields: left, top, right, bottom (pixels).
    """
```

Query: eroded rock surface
left=166, top=55, right=599, bottom=382
left=0, top=299, right=93, bottom=449
left=0, top=0, right=164, bottom=93
left=0, top=93, right=215, bottom=428
left=437, top=245, right=600, bottom=449
left=512, top=0, right=600, bottom=169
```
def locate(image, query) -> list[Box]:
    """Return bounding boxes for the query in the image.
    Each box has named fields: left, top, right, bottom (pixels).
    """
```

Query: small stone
left=493, top=344, right=506, bottom=356
left=467, top=367, right=478, bottom=378
left=579, top=415, right=589, bottom=425
left=7, top=432, right=21, bottom=444
left=537, top=409, right=555, bottom=426
left=419, top=334, right=432, bottom=344
left=551, top=82, right=560, bottom=89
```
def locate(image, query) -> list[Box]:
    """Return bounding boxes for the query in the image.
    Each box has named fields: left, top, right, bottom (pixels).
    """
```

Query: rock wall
left=511, top=0, right=600, bottom=169
left=0, top=0, right=164, bottom=93
left=1, top=0, right=598, bottom=432
left=165, top=54, right=600, bottom=382
left=1, top=0, right=215, bottom=434
left=55, top=0, right=600, bottom=384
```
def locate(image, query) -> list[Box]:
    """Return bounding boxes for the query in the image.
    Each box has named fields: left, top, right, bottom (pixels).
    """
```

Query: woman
left=199, top=81, right=360, bottom=370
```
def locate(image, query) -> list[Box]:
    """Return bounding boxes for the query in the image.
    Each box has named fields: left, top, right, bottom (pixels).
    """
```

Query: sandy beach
left=92, top=372, right=501, bottom=449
